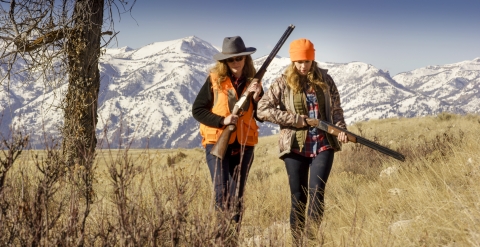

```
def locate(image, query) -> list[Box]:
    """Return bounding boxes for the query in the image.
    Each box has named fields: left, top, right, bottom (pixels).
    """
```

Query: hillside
left=1, top=36, right=479, bottom=149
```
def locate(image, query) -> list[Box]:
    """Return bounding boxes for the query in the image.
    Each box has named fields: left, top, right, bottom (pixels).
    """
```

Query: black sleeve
left=192, top=76, right=225, bottom=128
left=252, top=87, right=265, bottom=122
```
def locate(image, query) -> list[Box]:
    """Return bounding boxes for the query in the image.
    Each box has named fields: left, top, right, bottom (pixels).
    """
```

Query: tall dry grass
left=1, top=113, right=479, bottom=246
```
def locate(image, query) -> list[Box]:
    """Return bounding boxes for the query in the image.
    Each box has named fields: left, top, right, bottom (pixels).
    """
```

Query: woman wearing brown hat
left=192, top=36, right=263, bottom=228
left=257, top=38, right=348, bottom=244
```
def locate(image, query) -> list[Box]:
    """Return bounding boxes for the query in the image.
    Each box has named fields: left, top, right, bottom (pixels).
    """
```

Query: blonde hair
left=209, top=56, right=256, bottom=87
left=284, top=61, right=327, bottom=93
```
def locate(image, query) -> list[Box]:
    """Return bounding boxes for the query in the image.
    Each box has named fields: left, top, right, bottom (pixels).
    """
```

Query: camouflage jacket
left=257, top=68, right=346, bottom=158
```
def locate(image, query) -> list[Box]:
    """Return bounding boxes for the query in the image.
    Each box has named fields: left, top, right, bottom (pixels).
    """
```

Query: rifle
left=210, top=24, right=296, bottom=159
left=305, top=118, right=406, bottom=162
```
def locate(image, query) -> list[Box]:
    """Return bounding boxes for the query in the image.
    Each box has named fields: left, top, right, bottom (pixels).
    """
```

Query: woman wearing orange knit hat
left=257, top=38, right=348, bottom=244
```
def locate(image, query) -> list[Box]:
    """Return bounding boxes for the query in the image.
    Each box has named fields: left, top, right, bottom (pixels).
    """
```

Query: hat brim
left=213, top=47, right=256, bottom=61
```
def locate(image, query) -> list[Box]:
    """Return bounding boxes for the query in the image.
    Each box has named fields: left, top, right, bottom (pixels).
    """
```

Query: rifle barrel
left=355, top=135, right=406, bottom=162
left=306, top=118, right=405, bottom=162
left=257, top=24, right=295, bottom=73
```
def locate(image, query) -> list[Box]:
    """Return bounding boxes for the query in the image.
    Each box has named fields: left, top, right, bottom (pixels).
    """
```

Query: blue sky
left=111, top=0, right=480, bottom=76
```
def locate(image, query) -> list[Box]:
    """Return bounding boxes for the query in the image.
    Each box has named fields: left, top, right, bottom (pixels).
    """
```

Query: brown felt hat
left=213, top=36, right=256, bottom=61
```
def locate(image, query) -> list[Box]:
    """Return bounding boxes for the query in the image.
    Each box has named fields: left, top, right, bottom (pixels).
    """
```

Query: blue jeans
left=205, top=144, right=254, bottom=223
left=283, top=149, right=335, bottom=236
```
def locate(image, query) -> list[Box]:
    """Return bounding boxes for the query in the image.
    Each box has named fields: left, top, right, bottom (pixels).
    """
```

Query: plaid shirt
left=292, top=87, right=332, bottom=157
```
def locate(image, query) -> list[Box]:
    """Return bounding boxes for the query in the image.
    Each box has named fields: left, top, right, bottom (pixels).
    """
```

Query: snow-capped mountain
left=95, top=36, right=218, bottom=148
left=392, top=58, right=480, bottom=114
left=1, top=36, right=479, bottom=148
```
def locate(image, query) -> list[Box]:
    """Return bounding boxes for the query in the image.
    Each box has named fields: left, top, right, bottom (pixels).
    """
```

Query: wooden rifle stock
left=305, top=118, right=406, bottom=162
left=210, top=24, right=296, bottom=159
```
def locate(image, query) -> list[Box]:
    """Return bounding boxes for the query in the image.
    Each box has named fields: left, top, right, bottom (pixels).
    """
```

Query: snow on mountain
left=96, top=36, right=218, bottom=148
left=393, top=58, right=480, bottom=114
left=319, top=62, right=465, bottom=122
left=1, top=36, right=479, bottom=148
left=1, top=58, right=64, bottom=144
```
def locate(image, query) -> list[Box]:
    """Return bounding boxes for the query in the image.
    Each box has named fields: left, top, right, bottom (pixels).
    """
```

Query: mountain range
left=1, top=36, right=479, bottom=148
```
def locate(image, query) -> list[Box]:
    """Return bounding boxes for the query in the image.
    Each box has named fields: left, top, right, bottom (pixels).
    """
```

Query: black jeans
left=205, top=144, right=254, bottom=223
left=283, top=149, right=335, bottom=237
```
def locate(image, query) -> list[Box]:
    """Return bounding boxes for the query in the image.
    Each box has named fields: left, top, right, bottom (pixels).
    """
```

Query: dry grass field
left=1, top=113, right=479, bottom=246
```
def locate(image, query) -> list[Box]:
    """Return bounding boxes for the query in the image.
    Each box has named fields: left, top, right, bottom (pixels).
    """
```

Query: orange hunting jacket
left=199, top=73, right=259, bottom=147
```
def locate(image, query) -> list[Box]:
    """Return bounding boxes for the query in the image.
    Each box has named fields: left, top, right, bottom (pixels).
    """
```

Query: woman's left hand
left=337, top=131, right=349, bottom=143
left=247, top=80, right=262, bottom=102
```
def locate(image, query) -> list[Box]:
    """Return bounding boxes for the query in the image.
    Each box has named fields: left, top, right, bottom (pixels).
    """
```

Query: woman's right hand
left=222, top=114, right=239, bottom=125
left=293, top=114, right=308, bottom=128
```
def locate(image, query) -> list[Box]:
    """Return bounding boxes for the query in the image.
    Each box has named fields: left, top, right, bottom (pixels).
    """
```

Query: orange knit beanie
left=289, top=38, right=315, bottom=61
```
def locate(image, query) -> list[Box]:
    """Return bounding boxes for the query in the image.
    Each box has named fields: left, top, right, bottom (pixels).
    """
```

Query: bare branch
left=15, top=28, right=72, bottom=53
left=100, top=30, right=118, bottom=49
left=0, top=35, right=13, bottom=40
left=8, top=0, right=20, bottom=36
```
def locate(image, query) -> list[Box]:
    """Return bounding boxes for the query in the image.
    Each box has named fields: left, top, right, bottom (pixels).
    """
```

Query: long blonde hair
left=284, top=61, right=327, bottom=93
left=209, top=55, right=256, bottom=87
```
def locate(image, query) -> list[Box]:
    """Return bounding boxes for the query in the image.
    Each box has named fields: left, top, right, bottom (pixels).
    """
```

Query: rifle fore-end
left=305, top=118, right=357, bottom=142
left=327, top=125, right=357, bottom=143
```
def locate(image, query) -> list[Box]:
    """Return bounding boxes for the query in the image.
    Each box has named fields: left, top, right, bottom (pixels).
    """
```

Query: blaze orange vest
left=199, top=73, right=259, bottom=147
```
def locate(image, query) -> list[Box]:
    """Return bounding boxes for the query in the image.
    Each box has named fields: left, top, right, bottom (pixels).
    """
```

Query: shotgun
left=210, top=24, right=296, bottom=159
left=305, top=118, right=406, bottom=162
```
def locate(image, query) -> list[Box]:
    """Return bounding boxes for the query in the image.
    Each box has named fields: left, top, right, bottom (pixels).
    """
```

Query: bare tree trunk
left=1, top=0, right=135, bottom=243
left=63, top=1, right=104, bottom=245
left=63, top=0, right=104, bottom=167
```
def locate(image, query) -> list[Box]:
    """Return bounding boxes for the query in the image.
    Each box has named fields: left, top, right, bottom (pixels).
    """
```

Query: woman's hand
left=337, top=131, right=349, bottom=143
left=222, top=114, right=239, bottom=126
left=247, top=80, right=262, bottom=102
left=293, top=114, right=308, bottom=128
